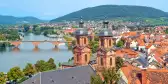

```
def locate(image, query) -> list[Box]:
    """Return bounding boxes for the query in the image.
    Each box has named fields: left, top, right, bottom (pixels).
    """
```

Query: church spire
left=103, top=16, right=109, bottom=28
left=79, top=16, right=84, bottom=28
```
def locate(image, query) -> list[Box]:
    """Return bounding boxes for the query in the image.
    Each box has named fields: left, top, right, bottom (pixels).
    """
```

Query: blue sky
left=0, top=0, right=167, bottom=20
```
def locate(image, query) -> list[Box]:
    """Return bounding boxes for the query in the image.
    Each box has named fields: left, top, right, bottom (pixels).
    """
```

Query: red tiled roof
left=146, top=44, right=153, bottom=49
left=136, top=39, right=145, bottom=46
left=139, top=34, right=145, bottom=40
left=122, top=32, right=137, bottom=36
left=121, top=63, right=141, bottom=84
left=64, top=28, right=77, bottom=33
left=122, top=63, right=168, bottom=84
left=115, top=49, right=139, bottom=58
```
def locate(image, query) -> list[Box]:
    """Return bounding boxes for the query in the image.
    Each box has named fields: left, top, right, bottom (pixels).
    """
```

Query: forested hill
left=50, top=5, right=168, bottom=22
left=0, top=15, right=45, bottom=24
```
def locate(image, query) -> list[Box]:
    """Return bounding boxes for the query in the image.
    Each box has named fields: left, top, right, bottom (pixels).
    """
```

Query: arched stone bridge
left=0, top=40, right=72, bottom=48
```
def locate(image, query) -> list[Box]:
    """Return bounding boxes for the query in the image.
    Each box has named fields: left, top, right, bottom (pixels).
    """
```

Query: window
left=109, top=40, right=111, bottom=46
left=110, top=58, right=112, bottom=65
left=77, top=38, right=80, bottom=45
left=101, top=58, right=104, bottom=66
left=84, top=38, right=87, bottom=44
left=77, top=54, right=79, bottom=62
left=85, top=54, right=87, bottom=62
left=101, top=39, right=104, bottom=46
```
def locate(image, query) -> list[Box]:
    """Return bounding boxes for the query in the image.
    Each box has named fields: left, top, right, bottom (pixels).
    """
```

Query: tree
left=58, top=62, right=62, bottom=67
left=91, top=74, right=103, bottom=84
left=47, top=58, right=56, bottom=70
left=0, top=35, right=6, bottom=41
left=35, top=60, right=49, bottom=72
left=89, top=41, right=99, bottom=53
left=116, top=40, right=124, bottom=47
left=102, top=68, right=120, bottom=84
left=7, top=67, right=24, bottom=82
left=33, top=25, right=39, bottom=31
left=23, top=63, right=36, bottom=77
left=94, top=36, right=99, bottom=41
left=23, top=24, right=30, bottom=32
left=17, top=77, right=29, bottom=84
left=33, top=25, right=41, bottom=35
left=71, top=40, right=76, bottom=46
left=165, top=28, right=168, bottom=34
left=116, top=57, right=124, bottom=71
left=33, top=27, right=41, bottom=35
left=0, top=72, right=6, bottom=84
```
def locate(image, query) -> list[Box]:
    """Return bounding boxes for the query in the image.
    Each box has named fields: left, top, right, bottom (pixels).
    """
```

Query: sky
left=0, top=0, right=167, bottom=20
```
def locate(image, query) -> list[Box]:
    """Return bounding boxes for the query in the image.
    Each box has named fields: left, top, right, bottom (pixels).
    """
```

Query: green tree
left=34, top=27, right=41, bottom=35
left=0, top=72, right=6, bottom=84
left=89, top=41, right=99, bottom=53
left=116, top=57, right=124, bottom=71
left=94, top=36, right=99, bottom=41
left=17, top=77, right=29, bottom=84
left=23, top=24, right=30, bottom=32
left=33, top=25, right=39, bottom=30
left=0, top=35, right=6, bottom=41
left=102, top=68, right=120, bottom=84
left=165, top=28, right=168, bottom=34
left=47, top=58, right=56, bottom=70
left=71, top=40, right=76, bottom=46
left=23, top=63, right=36, bottom=77
left=35, top=60, right=49, bottom=72
left=58, top=62, right=62, bottom=67
left=116, top=40, right=124, bottom=47
left=7, top=67, right=24, bottom=82
left=91, top=74, right=103, bottom=84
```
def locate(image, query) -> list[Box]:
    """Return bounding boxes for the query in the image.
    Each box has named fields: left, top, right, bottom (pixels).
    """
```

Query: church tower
left=96, top=20, right=116, bottom=71
left=73, top=18, right=91, bottom=66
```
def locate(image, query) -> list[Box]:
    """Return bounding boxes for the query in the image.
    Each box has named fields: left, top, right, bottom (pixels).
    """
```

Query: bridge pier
left=33, top=47, right=39, bottom=52
left=12, top=47, right=20, bottom=52
left=52, top=46, right=59, bottom=51
left=10, top=41, right=21, bottom=48
left=32, top=42, right=41, bottom=48
left=51, top=41, right=60, bottom=48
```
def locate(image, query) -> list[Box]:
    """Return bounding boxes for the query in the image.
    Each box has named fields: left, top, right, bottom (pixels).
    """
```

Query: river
left=0, top=33, right=73, bottom=72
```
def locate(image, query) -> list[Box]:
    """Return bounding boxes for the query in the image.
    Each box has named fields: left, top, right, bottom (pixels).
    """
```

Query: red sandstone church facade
left=62, top=19, right=116, bottom=71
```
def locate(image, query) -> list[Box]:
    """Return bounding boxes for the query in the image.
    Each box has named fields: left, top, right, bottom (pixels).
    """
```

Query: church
left=61, top=18, right=116, bottom=72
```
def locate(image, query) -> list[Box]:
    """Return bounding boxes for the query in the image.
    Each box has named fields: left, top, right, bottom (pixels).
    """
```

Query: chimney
left=141, top=69, right=147, bottom=84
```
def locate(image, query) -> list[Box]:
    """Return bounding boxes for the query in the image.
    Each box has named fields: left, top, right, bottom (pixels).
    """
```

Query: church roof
left=22, top=65, right=96, bottom=84
left=74, top=28, right=89, bottom=36
left=98, top=28, right=113, bottom=37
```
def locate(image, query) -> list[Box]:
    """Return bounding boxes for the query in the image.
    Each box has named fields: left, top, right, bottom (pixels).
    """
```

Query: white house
left=145, top=44, right=156, bottom=54
left=130, top=40, right=138, bottom=48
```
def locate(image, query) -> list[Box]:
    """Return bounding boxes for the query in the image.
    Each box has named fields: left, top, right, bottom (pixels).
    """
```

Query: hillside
left=0, top=15, right=45, bottom=24
left=50, top=5, right=168, bottom=22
